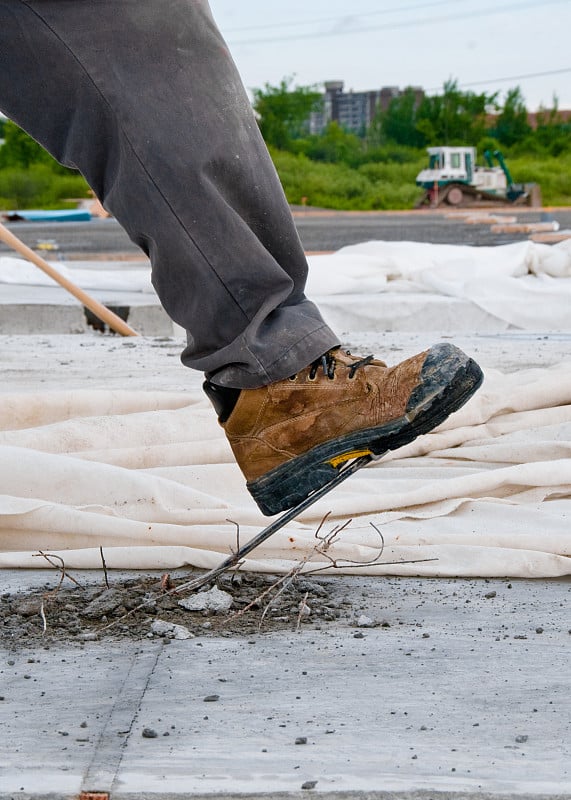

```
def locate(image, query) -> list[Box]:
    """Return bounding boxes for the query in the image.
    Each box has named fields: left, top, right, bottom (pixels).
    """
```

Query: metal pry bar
left=175, top=453, right=378, bottom=595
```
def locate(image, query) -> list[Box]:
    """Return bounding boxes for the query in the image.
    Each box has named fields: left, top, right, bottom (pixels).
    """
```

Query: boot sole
left=248, top=354, right=483, bottom=516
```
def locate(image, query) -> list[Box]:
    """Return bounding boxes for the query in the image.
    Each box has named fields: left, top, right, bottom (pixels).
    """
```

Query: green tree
left=535, top=95, right=562, bottom=129
left=491, top=87, right=531, bottom=147
left=252, top=76, right=322, bottom=150
left=416, top=80, right=496, bottom=146
left=371, top=88, right=426, bottom=148
left=532, top=95, right=571, bottom=155
left=303, top=122, right=363, bottom=166
left=0, top=120, right=54, bottom=169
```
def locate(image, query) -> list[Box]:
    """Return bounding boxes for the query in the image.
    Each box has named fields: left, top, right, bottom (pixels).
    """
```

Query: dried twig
left=39, top=600, right=47, bottom=635
left=160, top=573, right=173, bottom=591
left=255, top=573, right=303, bottom=631
left=296, top=591, right=310, bottom=633
left=310, top=519, right=386, bottom=570
left=304, top=556, right=438, bottom=576
left=227, top=519, right=241, bottom=555
left=304, top=520, right=437, bottom=574
left=238, top=516, right=438, bottom=631
left=33, top=551, right=82, bottom=589
left=99, top=546, right=110, bottom=589
left=231, top=513, right=338, bottom=632
left=231, top=572, right=293, bottom=624
left=30, top=552, right=81, bottom=636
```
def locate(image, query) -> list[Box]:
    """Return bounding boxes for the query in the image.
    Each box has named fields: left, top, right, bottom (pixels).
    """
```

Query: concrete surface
left=1, top=331, right=570, bottom=394
left=0, top=253, right=178, bottom=337
left=0, top=283, right=176, bottom=337
left=1, top=569, right=570, bottom=799
left=0, top=331, right=570, bottom=799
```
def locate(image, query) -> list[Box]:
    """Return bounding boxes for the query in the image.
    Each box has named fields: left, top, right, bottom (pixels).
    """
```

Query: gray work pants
left=0, top=0, right=338, bottom=387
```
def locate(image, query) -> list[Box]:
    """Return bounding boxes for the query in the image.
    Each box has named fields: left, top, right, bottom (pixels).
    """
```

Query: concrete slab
left=1, top=570, right=569, bottom=799
left=117, top=578, right=569, bottom=798
left=1, top=331, right=570, bottom=396
left=1, top=333, right=570, bottom=799
left=0, top=280, right=512, bottom=337
left=0, top=283, right=176, bottom=337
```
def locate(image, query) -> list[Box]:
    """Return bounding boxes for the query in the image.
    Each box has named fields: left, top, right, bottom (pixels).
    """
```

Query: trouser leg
left=0, top=0, right=338, bottom=387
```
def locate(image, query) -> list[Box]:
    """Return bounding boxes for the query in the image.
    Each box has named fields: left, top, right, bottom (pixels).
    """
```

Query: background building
left=309, top=81, right=424, bottom=136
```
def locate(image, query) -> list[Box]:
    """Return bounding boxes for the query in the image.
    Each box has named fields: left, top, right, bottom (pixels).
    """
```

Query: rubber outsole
left=248, top=355, right=483, bottom=516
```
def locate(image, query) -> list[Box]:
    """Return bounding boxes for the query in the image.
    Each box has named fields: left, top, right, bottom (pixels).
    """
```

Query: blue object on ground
left=3, top=209, right=92, bottom=222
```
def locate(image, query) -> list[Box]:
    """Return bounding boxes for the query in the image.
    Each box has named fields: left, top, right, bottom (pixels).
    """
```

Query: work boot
left=204, top=344, right=483, bottom=516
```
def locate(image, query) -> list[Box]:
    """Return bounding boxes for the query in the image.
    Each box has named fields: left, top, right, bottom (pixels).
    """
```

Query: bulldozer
left=415, top=146, right=541, bottom=207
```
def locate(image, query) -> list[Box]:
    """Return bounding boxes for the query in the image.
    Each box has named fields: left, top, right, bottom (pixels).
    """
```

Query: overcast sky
left=210, top=0, right=571, bottom=111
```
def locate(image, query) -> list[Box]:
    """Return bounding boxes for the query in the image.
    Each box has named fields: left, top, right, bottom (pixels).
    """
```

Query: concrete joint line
left=81, top=642, right=164, bottom=795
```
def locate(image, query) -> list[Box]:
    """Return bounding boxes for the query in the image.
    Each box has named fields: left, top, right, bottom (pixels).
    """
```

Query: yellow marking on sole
left=328, top=449, right=372, bottom=469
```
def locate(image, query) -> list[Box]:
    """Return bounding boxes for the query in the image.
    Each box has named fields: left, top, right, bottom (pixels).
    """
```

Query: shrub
left=0, top=165, right=89, bottom=209
left=507, top=153, right=571, bottom=205
left=271, top=148, right=425, bottom=210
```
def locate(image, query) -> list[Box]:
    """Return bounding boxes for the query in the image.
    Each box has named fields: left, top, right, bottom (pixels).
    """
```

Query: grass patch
left=271, top=149, right=425, bottom=210
left=506, top=153, right=571, bottom=206
left=0, top=165, right=90, bottom=210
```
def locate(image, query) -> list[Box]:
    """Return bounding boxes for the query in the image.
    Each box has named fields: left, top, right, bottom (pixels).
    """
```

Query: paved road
left=294, top=208, right=570, bottom=250
left=1, top=208, right=569, bottom=256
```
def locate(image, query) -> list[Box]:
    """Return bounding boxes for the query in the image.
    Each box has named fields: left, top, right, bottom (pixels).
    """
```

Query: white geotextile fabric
left=0, top=256, right=154, bottom=293
left=306, top=240, right=571, bottom=331
left=1, top=238, right=571, bottom=330
left=1, top=364, right=570, bottom=577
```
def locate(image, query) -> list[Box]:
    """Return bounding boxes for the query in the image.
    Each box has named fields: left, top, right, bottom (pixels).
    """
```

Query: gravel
left=1, top=571, right=342, bottom=648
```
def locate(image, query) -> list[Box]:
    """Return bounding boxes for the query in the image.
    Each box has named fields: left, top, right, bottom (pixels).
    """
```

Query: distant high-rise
left=309, top=81, right=424, bottom=136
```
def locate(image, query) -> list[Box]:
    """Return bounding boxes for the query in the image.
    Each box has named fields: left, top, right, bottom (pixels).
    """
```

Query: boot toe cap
left=406, top=343, right=481, bottom=415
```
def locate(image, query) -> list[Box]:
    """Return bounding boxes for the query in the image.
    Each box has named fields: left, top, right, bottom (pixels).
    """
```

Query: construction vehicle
left=415, top=146, right=541, bottom=207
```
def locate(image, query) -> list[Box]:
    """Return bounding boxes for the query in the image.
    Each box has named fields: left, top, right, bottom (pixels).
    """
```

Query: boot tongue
left=203, top=381, right=241, bottom=423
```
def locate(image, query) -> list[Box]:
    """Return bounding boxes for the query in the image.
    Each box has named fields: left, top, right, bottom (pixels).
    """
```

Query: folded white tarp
left=1, top=363, right=570, bottom=577
left=306, top=240, right=571, bottom=332
left=2, top=238, right=570, bottom=330
left=0, top=255, right=153, bottom=293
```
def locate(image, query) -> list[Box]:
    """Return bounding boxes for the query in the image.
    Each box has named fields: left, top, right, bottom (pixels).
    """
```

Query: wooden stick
left=0, top=220, right=139, bottom=337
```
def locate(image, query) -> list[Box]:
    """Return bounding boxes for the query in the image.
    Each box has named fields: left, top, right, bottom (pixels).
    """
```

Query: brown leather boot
left=205, top=343, right=483, bottom=515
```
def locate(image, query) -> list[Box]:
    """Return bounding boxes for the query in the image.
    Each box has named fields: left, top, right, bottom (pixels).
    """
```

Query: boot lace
left=308, top=350, right=375, bottom=380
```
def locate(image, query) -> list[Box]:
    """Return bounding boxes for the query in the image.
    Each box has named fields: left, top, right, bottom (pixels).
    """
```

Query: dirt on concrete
left=1, top=570, right=351, bottom=649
